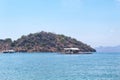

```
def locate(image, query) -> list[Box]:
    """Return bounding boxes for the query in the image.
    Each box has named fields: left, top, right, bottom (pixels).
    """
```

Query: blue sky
left=0, top=0, right=120, bottom=47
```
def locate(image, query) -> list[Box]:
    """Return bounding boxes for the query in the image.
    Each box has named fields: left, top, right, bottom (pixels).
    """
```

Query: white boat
left=2, top=50, right=15, bottom=53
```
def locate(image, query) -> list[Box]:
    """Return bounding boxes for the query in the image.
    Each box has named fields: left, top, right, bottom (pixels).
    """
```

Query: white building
left=64, top=48, right=79, bottom=54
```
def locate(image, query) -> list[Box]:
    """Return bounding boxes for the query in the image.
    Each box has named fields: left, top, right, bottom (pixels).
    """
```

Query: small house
left=64, top=48, right=80, bottom=54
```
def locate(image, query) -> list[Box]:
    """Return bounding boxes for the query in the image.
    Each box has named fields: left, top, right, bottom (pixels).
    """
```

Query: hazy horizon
left=0, top=0, right=120, bottom=47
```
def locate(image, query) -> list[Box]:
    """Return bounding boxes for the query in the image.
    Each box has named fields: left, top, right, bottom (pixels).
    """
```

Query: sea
left=0, top=52, right=120, bottom=80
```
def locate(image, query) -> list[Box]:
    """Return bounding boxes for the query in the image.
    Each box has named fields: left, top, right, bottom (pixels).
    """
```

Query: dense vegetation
left=0, top=31, right=96, bottom=53
left=0, top=38, right=12, bottom=51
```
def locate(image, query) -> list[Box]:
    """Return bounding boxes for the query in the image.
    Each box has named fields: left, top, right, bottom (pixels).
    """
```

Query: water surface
left=0, top=52, right=120, bottom=80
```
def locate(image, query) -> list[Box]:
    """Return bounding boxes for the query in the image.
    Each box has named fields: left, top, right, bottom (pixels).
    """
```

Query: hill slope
left=0, top=31, right=96, bottom=53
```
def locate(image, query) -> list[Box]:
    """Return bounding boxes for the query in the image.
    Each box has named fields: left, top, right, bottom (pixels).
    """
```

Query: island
left=0, top=31, right=96, bottom=53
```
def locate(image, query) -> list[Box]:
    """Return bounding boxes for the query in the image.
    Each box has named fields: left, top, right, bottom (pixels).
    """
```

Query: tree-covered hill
left=0, top=31, right=96, bottom=53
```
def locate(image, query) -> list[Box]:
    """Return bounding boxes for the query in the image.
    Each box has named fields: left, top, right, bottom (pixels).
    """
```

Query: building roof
left=64, top=48, right=79, bottom=50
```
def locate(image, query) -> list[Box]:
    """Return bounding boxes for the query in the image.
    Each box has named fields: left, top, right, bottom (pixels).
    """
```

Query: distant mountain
left=0, top=31, right=96, bottom=53
left=96, top=46, right=120, bottom=52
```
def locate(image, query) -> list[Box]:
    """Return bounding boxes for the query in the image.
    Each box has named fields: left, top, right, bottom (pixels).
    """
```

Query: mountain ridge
left=96, top=46, right=120, bottom=52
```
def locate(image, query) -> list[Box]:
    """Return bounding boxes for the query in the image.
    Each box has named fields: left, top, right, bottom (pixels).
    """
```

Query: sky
left=0, top=0, right=120, bottom=47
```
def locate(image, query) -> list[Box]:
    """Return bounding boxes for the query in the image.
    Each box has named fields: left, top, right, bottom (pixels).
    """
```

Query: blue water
left=0, top=52, right=120, bottom=80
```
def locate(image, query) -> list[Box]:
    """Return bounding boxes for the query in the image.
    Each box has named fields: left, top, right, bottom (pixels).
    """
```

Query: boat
left=2, top=50, right=15, bottom=53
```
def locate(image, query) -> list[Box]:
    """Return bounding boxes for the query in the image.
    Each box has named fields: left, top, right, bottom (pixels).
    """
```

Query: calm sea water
left=0, top=52, right=120, bottom=80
